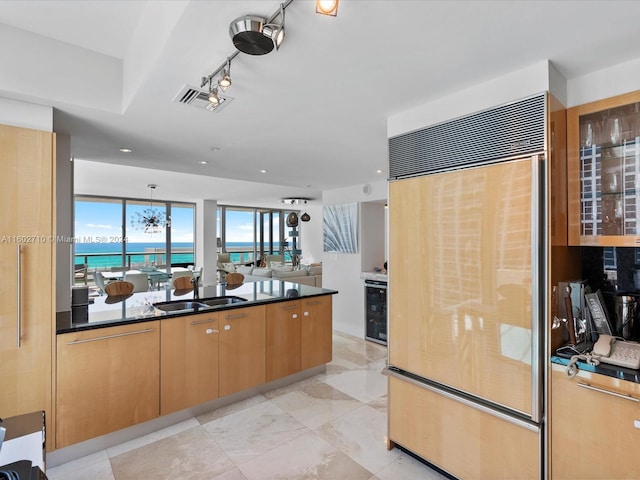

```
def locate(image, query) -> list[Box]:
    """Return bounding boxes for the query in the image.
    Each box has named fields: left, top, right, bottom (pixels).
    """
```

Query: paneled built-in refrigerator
left=384, top=94, right=549, bottom=479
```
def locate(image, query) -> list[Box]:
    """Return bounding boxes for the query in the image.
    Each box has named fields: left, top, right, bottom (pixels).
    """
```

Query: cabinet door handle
left=282, top=305, right=298, bottom=310
left=66, top=328, right=155, bottom=345
left=577, top=382, right=640, bottom=403
left=191, top=318, right=215, bottom=325
left=225, top=313, right=247, bottom=319
left=305, top=301, right=321, bottom=306
left=17, top=244, right=22, bottom=348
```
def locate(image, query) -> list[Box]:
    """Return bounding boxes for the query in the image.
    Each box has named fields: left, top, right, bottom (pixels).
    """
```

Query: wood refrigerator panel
left=389, top=157, right=536, bottom=415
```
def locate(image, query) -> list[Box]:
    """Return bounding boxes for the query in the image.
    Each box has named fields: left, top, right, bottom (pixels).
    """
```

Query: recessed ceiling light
left=376, top=169, right=383, bottom=174
left=260, top=169, right=268, bottom=173
left=119, top=148, right=132, bottom=153
left=209, top=146, right=220, bottom=152
left=200, top=161, right=209, bottom=165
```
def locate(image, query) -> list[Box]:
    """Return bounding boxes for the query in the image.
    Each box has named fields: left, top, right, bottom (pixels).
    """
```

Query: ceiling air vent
left=172, top=85, right=233, bottom=112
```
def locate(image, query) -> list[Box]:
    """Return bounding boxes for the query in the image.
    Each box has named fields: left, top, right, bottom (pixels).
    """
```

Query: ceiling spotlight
left=263, top=4, right=285, bottom=50
left=208, top=83, right=220, bottom=105
left=229, top=3, right=286, bottom=55
left=316, top=0, right=339, bottom=16
left=119, top=147, right=132, bottom=153
left=218, top=58, right=232, bottom=92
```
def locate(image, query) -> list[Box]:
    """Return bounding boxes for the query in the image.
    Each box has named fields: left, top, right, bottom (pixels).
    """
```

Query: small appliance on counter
left=0, top=412, right=47, bottom=479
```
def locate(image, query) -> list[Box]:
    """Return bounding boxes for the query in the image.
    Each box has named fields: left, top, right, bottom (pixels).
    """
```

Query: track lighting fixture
left=200, top=1, right=293, bottom=97
left=315, top=0, right=339, bottom=16
left=218, top=58, right=232, bottom=92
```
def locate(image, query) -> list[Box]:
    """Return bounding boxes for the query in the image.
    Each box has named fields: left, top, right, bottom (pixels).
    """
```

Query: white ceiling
left=2, top=0, right=640, bottom=207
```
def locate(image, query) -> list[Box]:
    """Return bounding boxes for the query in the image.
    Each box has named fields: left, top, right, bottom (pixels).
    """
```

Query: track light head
left=208, top=86, right=220, bottom=105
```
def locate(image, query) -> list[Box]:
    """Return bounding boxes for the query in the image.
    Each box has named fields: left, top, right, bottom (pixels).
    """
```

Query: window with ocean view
left=218, top=205, right=298, bottom=265
left=74, top=195, right=195, bottom=272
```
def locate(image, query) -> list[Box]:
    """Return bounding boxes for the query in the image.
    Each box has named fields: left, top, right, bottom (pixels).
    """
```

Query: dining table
left=101, top=267, right=191, bottom=289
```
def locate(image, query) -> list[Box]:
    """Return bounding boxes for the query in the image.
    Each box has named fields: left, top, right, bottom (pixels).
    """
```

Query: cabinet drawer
left=551, top=366, right=640, bottom=479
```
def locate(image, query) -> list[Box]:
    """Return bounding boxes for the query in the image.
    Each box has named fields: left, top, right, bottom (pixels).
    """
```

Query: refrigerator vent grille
left=388, top=93, right=546, bottom=178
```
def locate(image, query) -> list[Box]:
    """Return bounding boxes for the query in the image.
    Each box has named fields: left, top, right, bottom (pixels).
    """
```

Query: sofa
left=235, top=264, right=323, bottom=288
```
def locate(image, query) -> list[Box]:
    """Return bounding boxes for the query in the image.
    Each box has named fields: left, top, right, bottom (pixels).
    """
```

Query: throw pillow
left=236, top=265, right=253, bottom=275
left=272, top=264, right=293, bottom=272
left=251, top=267, right=273, bottom=277
left=220, top=262, right=236, bottom=273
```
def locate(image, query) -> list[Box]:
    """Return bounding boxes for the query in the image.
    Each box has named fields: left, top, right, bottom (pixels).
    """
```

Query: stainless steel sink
left=153, top=301, right=211, bottom=312
left=200, top=296, right=247, bottom=306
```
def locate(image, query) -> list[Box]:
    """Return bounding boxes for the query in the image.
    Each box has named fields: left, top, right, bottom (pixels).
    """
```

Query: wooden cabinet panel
left=551, top=366, right=640, bottom=479
left=389, top=376, right=539, bottom=480
left=218, top=305, right=266, bottom=397
left=0, top=125, right=54, bottom=450
left=56, top=322, right=160, bottom=448
left=160, top=312, right=219, bottom=415
left=300, top=296, right=332, bottom=370
left=266, top=302, right=301, bottom=381
left=389, top=161, right=534, bottom=414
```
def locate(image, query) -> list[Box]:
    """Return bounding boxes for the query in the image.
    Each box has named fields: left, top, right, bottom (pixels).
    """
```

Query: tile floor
left=47, top=332, right=448, bottom=480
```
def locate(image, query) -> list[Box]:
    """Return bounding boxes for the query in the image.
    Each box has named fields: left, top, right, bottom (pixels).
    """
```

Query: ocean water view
left=74, top=242, right=282, bottom=269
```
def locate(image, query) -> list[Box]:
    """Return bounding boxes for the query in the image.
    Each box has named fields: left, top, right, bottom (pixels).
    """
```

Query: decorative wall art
left=323, top=202, right=359, bottom=253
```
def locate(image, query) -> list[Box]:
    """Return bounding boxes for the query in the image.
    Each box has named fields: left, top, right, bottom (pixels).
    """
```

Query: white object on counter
left=0, top=412, right=45, bottom=471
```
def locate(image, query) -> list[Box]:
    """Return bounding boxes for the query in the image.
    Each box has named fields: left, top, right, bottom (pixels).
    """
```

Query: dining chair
left=171, top=269, right=193, bottom=285
left=94, top=271, right=107, bottom=295
left=172, top=275, right=193, bottom=290
left=74, top=264, right=88, bottom=285
left=104, top=280, right=134, bottom=296
left=124, top=272, right=149, bottom=293
left=225, top=272, right=244, bottom=286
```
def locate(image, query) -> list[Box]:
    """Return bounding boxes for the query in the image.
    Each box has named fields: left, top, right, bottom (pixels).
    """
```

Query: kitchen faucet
left=190, top=276, right=199, bottom=299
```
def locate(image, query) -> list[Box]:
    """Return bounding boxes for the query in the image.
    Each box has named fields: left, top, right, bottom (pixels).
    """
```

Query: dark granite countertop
left=57, top=281, right=338, bottom=334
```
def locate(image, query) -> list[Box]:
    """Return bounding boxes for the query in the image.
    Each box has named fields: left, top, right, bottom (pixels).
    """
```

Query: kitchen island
left=54, top=280, right=337, bottom=450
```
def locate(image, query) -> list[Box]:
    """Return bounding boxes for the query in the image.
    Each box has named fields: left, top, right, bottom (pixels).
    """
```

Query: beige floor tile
left=46, top=450, right=115, bottom=480
left=197, top=394, right=268, bottom=425
left=316, top=404, right=401, bottom=475
left=323, top=362, right=388, bottom=404
left=270, top=382, right=363, bottom=429
left=110, top=426, right=234, bottom=480
left=204, top=400, right=309, bottom=465
left=212, top=467, right=249, bottom=480
left=107, top=418, right=200, bottom=458
left=375, top=451, right=450, bottom=480
left=237, top=430, right=374, bottom=480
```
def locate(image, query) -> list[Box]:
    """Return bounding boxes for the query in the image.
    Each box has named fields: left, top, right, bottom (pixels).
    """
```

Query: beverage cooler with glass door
left=365, top=279, right=387, bottom=344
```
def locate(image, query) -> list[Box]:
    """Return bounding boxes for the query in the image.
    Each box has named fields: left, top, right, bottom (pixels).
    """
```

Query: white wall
left=299, top=204, right=323, bottom=265
left=388, top=60, right=560, bottom=138
left=323, top=180, right=387, bottom=338
left=0, top=96, right=52, bottom=131
left=567, top=57, right=640, bottom=107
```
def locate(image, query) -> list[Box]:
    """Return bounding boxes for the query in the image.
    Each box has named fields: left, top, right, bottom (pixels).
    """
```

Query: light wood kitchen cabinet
left=551, top=365, right=640, bottom=479
left=266, top=302, right=301, bottom=381
left=300, top=296, right=332, bottom=370
left=0, top=124, right=55, bottom=450
left=389, top=376, right=540, bottom=479
left=218, top=305, right=266, bottom=397
left=56, top=321, right=160, bottom=448
left=568, top=89, right=640, bottom=246
left=160, top=312, right=219, bottom=415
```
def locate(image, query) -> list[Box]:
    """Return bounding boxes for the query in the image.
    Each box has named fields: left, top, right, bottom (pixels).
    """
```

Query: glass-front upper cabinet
left=568, top=90, right=640, bottom=246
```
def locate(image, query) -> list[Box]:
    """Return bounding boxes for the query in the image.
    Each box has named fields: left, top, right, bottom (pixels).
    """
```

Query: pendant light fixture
left=131, top=184, right=166, bottom=234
